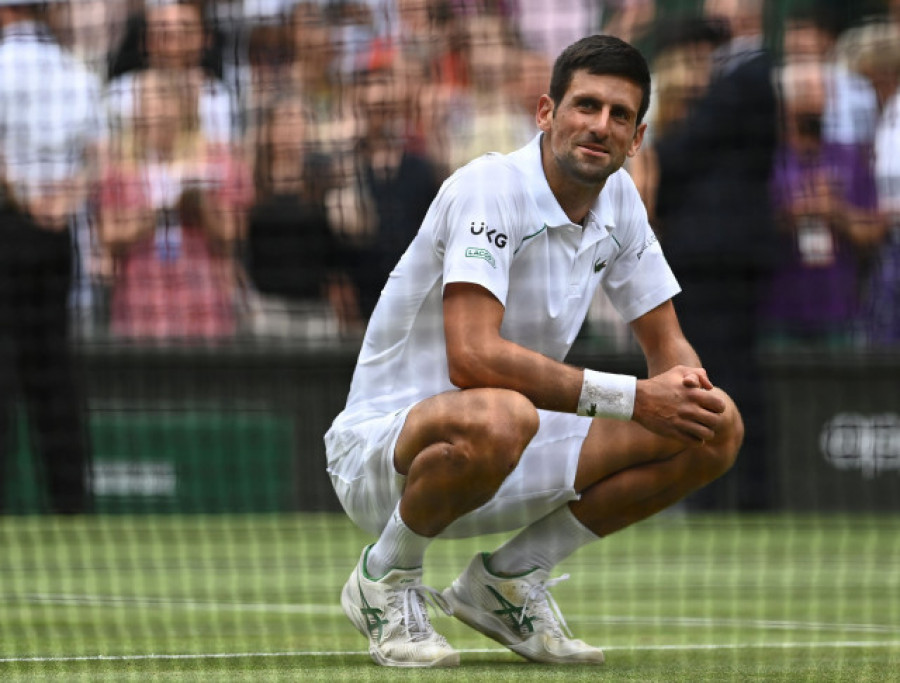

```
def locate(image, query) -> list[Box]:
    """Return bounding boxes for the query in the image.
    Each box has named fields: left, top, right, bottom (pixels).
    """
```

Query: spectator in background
left=628, top=16, right=725, bottom=219
left=330, top=0, right=379, bottom=77
left=244, top=20, right=294, bottom=132
left=601, top=0, right=655, bottom=48
left=284, top=1, right=360, bottom=176
left=286, top=0, right=342, bottom=117
left=47, top=0, right=132, bottom=76
left=0, top=0, right=104, bottom=514
left=42, top=0, right=133, bottom=334
left=782, top=4, right=879, bottom=150
left=106, top=0, right=240, bottom=147
left=390, top=0, right=461, bottom=80
left=331, top=55, right=442, bottom=319
left=513, top=0, right=601, bottom=63
left=244, top=95, right=360, bottom=338
left=763, top=60, right=882, bottom=349
left=441, top=12, right=541, bottom=173
left=847, top=22, right=900, bottom=346
left=593, top=16, right=724, bottom=353
left=652, top=0, right=777, bottom=511
left=383, top=0, right=469, bottom=163
left=98, top=68, right=251, bottom=341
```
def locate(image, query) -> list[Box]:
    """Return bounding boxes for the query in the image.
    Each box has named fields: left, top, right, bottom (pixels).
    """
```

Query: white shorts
left=324, top=408, right=591, bottom=538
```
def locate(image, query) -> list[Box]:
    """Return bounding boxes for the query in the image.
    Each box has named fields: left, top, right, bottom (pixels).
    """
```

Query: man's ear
left=627, top=122, right=648, bottom=158
left=536, top=94, right=554, bottom=134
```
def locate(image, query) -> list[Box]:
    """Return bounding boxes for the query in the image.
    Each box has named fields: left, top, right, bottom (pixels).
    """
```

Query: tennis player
left=325, top=33, right=743, bottom=668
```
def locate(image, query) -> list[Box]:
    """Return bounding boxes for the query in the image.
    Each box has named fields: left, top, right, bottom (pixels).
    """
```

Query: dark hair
left=654, top=16, right=730, bottom=57
left=786, top=2, right=843, bottom=38
left=549, top=34, right=652, bottom=124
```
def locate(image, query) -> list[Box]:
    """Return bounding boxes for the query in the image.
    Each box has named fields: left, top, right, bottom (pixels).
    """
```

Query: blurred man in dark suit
left=653, top=0, right=778, bottom=510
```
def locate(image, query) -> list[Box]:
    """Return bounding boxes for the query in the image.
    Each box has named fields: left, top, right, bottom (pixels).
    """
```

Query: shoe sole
left=340, top=575, right=460, bottom=668
left=444, top=585, right=605, bottom=665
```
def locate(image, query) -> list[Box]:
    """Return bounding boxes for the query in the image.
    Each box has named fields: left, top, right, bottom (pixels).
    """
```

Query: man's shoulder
left=441, top=151, right=528, bottom=200
left=451, top=150, right=523, bottom=179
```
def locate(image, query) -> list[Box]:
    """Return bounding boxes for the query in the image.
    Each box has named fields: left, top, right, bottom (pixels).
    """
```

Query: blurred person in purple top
left=763, top=60, right=882, bottom=348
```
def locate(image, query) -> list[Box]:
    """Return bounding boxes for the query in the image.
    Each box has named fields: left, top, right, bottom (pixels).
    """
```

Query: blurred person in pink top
left=98, top=68, right=251, bottom=341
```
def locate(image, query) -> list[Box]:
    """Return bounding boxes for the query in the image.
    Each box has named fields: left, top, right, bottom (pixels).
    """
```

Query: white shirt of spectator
left=823, top=62, right=879, bottom=147
left=105, top=71, right=239, bottom=145
left=875, top=90, right=900, bottom=214
left=0, top=20, right=105, bottom=203
left=333, top=133, right=680, bottom=426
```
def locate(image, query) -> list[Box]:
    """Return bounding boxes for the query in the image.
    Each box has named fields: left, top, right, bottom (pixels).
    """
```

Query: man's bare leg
left=572, top=388, right=743, bottom=536
left=438, top=390, right=742, bottom=664
left=488, top=388, right=743, bottom=573
left=365, top=387, right=539, bottom=577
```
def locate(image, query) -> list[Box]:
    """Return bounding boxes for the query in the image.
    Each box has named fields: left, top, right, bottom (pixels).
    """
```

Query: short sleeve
left=602, top=173, right=680, bottom=322
left=433, top=158, right=522, bottom=306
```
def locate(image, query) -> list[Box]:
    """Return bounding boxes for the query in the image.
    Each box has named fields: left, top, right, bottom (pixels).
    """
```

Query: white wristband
left=577, top=369, right=637, bottom=420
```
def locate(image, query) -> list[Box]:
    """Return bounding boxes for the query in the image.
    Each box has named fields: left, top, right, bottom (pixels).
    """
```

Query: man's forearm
left=645, top=336, right=703, bottom=379
left=449, top=336, right=584, bottom=414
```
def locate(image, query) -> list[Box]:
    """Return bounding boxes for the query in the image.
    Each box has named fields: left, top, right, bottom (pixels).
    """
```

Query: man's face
left=146, top=4, right=204, bottom=68
left=537, top=70, right=645, bottom=188
left=783, top=22, right=830, bottom=60
left=357, top=71, right=409, bottom=137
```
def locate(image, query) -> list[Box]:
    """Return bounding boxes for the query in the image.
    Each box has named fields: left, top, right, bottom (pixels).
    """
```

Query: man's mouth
left=578, top=143, right=610, bottom=156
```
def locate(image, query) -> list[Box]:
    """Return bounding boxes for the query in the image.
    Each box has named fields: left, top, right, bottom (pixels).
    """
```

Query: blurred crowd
left=2, top=0, right=899, bottom=514
left=1, top=0, right=899, bottom=350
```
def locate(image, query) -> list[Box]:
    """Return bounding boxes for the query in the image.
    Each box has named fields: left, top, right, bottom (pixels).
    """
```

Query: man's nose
left=590, top=108, right=611, bottom=136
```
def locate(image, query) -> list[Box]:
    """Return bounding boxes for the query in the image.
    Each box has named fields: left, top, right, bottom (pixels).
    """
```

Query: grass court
left=1, top=512, right=897, bottom=681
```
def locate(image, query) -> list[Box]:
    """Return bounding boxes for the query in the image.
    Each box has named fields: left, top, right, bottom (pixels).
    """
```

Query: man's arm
left=444, top=284, right=725, bottom=443
left=443, top=282, right=583, bottom=414
left=629, top=299, right=701, bottom=378
left=629, top=300, right=726, bottom=441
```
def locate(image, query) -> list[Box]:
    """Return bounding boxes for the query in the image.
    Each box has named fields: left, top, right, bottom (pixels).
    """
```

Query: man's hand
left=632, top=365, right=726, bottom=444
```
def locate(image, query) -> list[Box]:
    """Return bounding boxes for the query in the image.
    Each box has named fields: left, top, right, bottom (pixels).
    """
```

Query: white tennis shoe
left=443, top=552, right=605, bottom=664
left=340, top=546, right=460, bottom=668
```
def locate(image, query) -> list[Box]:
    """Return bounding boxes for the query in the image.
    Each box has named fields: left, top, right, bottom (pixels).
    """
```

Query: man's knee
left=697, top=391, right=745, bottom=482
left=412, top=391, right=537, bottom=513
left=464, top=389, right=539, bottom=481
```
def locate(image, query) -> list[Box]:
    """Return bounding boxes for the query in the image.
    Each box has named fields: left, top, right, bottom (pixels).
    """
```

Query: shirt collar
left=509, top=133, right=576, bottom=229
left=509, top=133, right=616, bottom=237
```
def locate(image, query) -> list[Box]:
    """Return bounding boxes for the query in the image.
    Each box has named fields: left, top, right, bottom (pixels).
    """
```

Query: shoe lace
left=395, top=584, right=454, bottom=642
left=519, top=573, right=574, bottom=639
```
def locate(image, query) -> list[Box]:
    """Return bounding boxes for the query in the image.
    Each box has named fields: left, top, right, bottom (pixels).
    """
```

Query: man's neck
left=539, top=135, right=604, bottom=226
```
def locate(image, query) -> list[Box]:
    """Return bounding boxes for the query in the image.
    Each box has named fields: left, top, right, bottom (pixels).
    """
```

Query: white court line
left=2, top=641, right=900, bottom=665
left=18, top=593, right=900, bottom=634
left=21, top=593, right=342, bottom=615
left=579, top=615, right=899, bottom=634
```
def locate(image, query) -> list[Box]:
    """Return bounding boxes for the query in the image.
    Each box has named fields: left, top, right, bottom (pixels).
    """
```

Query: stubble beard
left=558, top=145, right=618, bottom=188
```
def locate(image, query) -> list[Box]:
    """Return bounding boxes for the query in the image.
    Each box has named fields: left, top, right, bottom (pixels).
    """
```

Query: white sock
left=365, top=504, right=432, bottom=579
left=488, top=505, right=599, bottom=575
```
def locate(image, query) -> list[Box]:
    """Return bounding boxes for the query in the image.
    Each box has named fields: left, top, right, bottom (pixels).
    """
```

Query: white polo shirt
left=334, top=134, right=680, bottom=426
